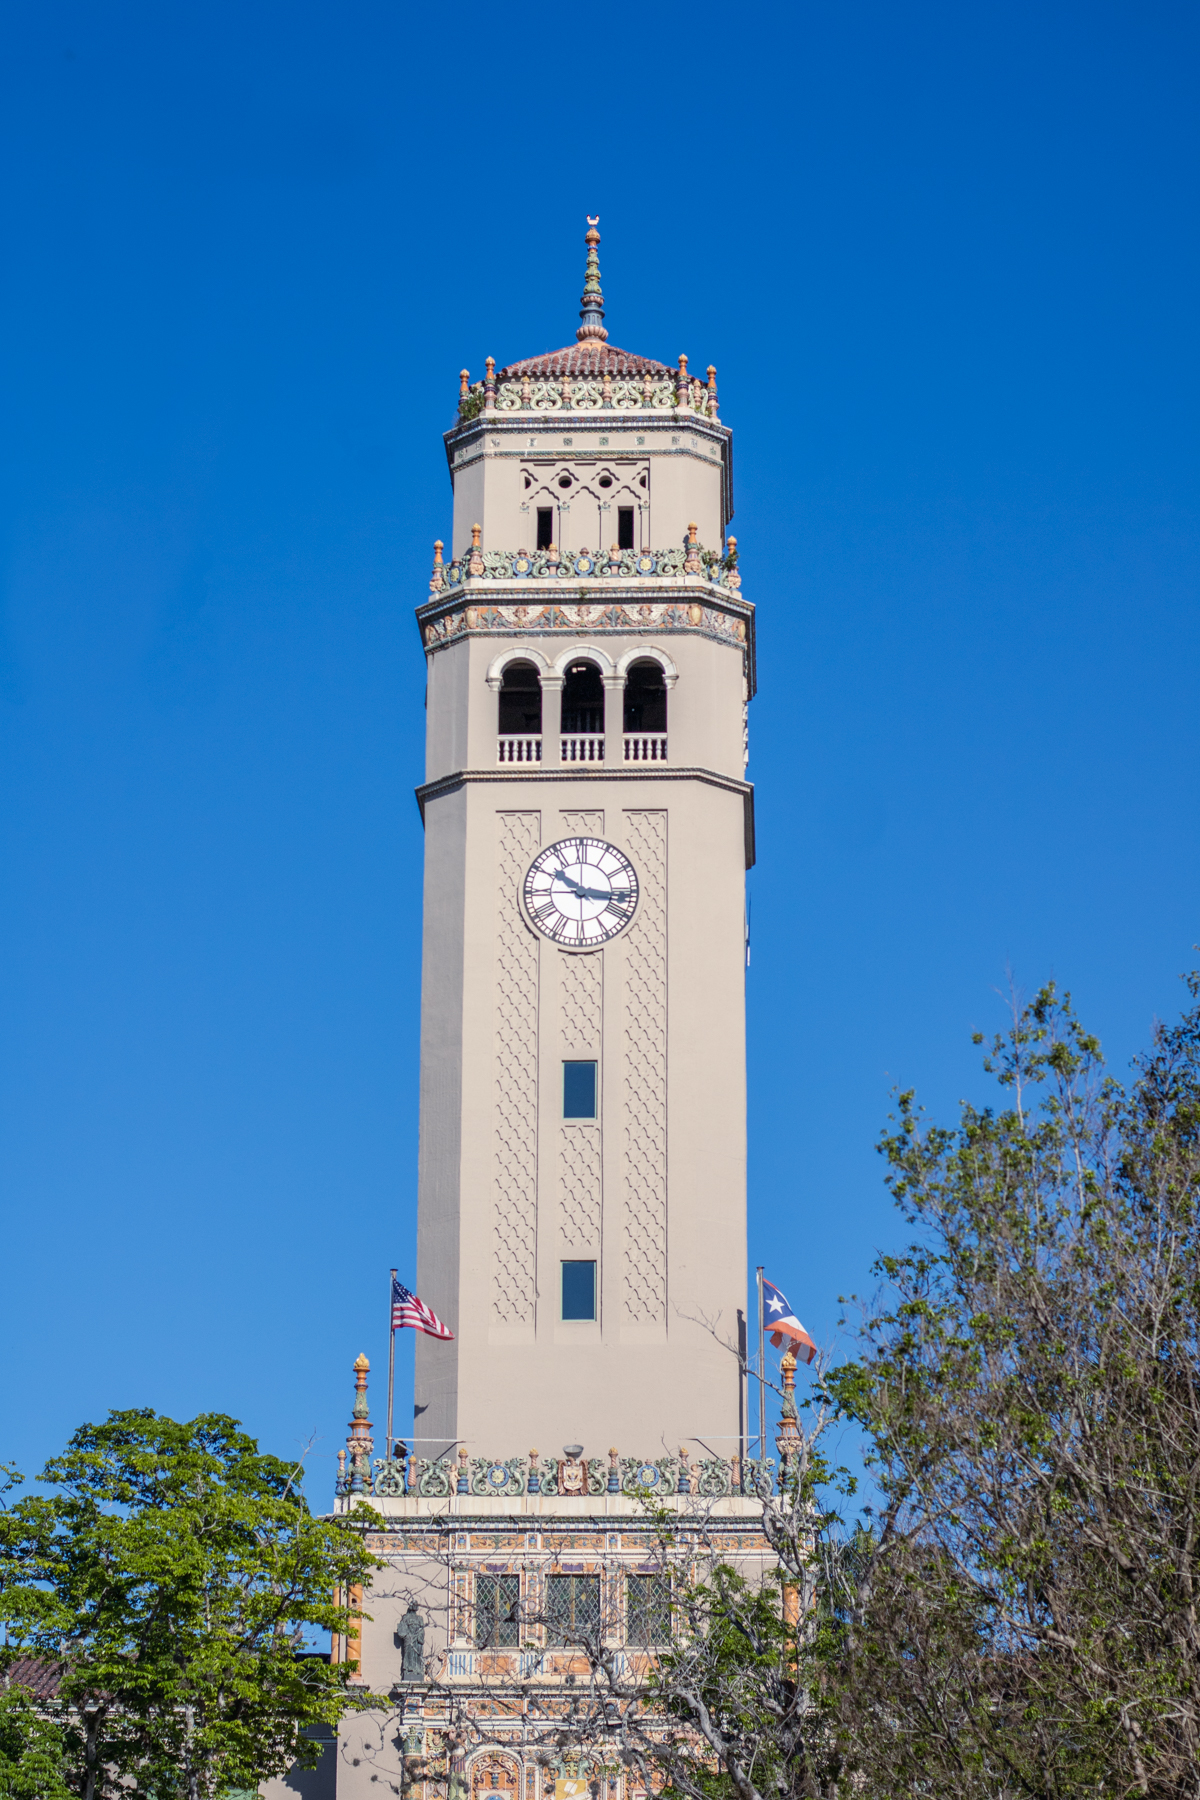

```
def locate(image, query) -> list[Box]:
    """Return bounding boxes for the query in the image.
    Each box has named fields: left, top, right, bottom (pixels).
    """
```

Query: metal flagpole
left=756, top=1266, right=766, bottom=1459
left=737, top=1308, right=747, bottom=1477
left=386, top=1267, right=397, bottom=1461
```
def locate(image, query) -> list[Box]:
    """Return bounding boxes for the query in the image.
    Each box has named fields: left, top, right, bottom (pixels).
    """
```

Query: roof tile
left=496, top=344, right=673, bottom=381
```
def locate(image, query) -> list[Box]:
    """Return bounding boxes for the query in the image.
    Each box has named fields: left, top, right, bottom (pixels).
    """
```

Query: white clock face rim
left=522, top=837, right=639, bottom=949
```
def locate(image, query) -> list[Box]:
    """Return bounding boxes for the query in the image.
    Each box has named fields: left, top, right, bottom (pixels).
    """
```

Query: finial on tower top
left=576, top=215, right=608, bottom=345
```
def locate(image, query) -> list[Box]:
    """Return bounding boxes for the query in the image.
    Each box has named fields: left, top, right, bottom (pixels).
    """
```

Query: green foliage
left=0, top=1684, right=72, bottom=1800
left=0, top=1410, right=380, bottom=1800
left=459, top=387, right=485, bottom=421
left=618, top=976, right=1200, bottom=1800
left=645, top=1565, right=798, bottom=1800
left=821, top=975, right=1200, bottom=1794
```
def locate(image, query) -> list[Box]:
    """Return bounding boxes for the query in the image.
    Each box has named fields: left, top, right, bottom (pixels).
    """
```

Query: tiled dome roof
left=496, top=343, right=672, bottom=381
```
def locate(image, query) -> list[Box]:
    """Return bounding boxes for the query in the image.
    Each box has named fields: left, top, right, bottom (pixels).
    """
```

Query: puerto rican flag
left=762, top=1278, right=817, bottom=1363
left=391, top=1277, right=454, bottom=1341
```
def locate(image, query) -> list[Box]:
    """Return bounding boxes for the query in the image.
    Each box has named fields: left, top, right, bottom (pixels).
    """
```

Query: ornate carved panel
left=559, top=952, right=602, bottom=1056
left=493, top=813, right=541, bottom=1323
left=559, top=1125, right=602, bottom=1249
left=559, top=810, right=604, bottom=838
left=621, top=812, right=667, bottom=1323
left=558, top=950, right=602, bottom=1251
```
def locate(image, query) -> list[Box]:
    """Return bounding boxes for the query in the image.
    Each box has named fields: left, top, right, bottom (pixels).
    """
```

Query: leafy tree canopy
left=0, top=1409, right=379, bottom=1800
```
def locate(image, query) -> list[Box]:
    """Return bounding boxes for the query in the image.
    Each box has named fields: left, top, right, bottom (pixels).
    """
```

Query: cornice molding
left=415, top=765, right=756, bottom=869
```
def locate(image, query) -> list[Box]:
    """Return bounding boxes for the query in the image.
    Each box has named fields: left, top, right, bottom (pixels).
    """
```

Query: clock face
left=522, top=837, right=639, bottom=948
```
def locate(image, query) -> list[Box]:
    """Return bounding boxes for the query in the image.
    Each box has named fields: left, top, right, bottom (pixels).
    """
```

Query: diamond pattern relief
left=558, top=948, right=603, bottom=1251
left=493, top=812, right=541, bottom=1322
left=559, top=1125, right=602, bottom=1248
left=622, top=811, right=667, bottom=1323
left=559, top=952, right=602, bottom=1057
left=560, top=810, right=604, bottom=838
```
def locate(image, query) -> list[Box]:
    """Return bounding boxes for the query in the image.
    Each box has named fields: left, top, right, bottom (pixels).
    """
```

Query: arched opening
left=623, top=659, right=668, bottom=763
left=622, top=660, right=667, bottom=732
left=497, top=661, right=542, bottom=764
left=498, top=661, right=542, bottom=734
left=561, top=661, right=604, bottom=734
left=559, top=659, right=605, bottom=764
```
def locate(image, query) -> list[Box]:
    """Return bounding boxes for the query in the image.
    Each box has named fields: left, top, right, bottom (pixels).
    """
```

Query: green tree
left=0, top=1410, right=379, bottom=1800
left=824, top=976, right=1200, bottom=1796
left=572, top=976, right=1200, bottom=1800
left=0, top=1682, right=72, bottom=1800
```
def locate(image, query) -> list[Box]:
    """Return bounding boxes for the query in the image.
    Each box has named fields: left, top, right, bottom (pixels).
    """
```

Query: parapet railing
left=428, top=531, right=741, bottom=596
left=497, top=735, right=542, bottom=764
left=454, top=355, right=722, bottom=424
left=496, top=735, right=668, bottom=767
left=336, top=1446, right=777, bottom=1501
left=624, top=734, right=667, bottom=763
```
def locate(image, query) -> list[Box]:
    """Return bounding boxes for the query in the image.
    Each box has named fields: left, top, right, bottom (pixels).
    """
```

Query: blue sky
left=2, top=1, right=1197, bottom=1498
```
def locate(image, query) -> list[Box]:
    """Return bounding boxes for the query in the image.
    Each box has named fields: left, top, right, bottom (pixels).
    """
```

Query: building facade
left=277, top=222, right=774, bottom=1800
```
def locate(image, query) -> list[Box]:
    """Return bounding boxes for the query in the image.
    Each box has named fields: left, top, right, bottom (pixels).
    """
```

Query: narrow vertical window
left=561, top=662, right=604, bottom=734
left=622, top=661, right=667, bottom=733
left=498, top=662, right=542, bottom=735
left=476, top=1573, right=520, bottom=1647
left=563, top=1060, right=597, bottom=1119
left=537, top=508, right=554, bottom=550
left=545, top=1574, right=601, bottom=1643
left=617, top=507, right=635, bottom=550
left=627, top=1573, right=672, bottom=1645
left=562, top=1260, right=596, bottom=1320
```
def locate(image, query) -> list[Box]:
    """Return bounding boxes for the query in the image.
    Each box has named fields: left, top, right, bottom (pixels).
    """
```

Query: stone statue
left=395, top=1601, right=426, bottom=1681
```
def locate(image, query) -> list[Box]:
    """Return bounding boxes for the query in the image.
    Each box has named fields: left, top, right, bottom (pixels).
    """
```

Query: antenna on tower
left=576, top=215, right=608, bottom=344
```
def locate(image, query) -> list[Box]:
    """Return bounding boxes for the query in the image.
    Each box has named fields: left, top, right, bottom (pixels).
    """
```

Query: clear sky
left=2, top=2, right=1197, bottom=1497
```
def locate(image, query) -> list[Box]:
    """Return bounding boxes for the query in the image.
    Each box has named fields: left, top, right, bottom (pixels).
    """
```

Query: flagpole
left=756, top=1266, right=766, bottom=1460
left=737, top=1308, right=747, bottom=1478
left=386, top=1267, right=397, bottom=1461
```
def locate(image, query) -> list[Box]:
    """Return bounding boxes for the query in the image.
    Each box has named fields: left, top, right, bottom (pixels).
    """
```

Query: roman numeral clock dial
left=522, top=837, right=639, bottom=949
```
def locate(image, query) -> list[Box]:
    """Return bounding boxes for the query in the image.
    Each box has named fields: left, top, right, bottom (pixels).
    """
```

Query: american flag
left=391, top=1277, right=454, bottom=1341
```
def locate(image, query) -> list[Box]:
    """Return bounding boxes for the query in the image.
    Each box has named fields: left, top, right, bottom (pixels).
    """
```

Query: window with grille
left=626, top=1573, right=672, bottom=1646
left=476, top=1573, right=520, bottom=1647
left=545, top=1574, right=601, bottom=1644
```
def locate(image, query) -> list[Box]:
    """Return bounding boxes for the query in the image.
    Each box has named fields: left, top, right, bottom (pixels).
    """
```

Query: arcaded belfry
left=418, top=216, right=753, bottom=1455
left=272, top=221, right=779, bottom=1800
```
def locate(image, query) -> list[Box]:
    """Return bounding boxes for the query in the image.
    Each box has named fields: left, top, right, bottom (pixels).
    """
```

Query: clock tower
left=413, top=219, right=755, bottom=1463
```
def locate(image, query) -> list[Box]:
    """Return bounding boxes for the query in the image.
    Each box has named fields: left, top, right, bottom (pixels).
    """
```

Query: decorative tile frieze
left=416, top=589, right=755, bottom=693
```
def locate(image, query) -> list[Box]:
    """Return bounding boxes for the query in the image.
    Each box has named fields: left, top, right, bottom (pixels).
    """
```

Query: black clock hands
left=552, top=870, right=630, bottom=905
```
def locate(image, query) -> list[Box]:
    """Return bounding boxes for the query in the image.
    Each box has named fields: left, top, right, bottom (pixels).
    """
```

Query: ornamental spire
left=576, top=215, right=608, bottom=344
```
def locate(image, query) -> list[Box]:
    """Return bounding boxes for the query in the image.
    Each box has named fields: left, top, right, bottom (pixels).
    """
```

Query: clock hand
left=558, top=879, right=631, bottom=904
left=551, top=871, right=633, bottom=905
left=553, top=872, right=611, bottom=901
